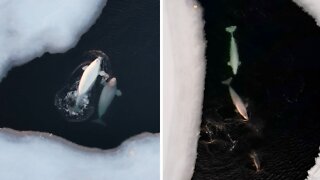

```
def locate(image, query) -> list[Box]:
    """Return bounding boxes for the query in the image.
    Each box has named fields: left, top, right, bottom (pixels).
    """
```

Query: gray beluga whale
left=93, top=77, right=122, bottom=125
left=226, top=26, right=241, bottom=75
left=222, top=77, right=249, bottom=121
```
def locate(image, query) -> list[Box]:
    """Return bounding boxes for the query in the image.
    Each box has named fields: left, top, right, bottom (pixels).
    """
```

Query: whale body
left=226, top=26, right=241, bottom=75
left=222, top=78, right=249, bottom=121
left=76, top=57, right=102, bottom=106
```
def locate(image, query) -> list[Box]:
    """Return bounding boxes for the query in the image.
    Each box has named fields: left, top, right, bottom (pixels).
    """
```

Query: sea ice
left=306, top=148, right=320, bottom=180
left=0, top=128, right=159, bottom=180
left=163, top=0, right=206, bottom=180
left=0, top=0, right=107, bottom=81
left=292, top=0, right=320, bottom=27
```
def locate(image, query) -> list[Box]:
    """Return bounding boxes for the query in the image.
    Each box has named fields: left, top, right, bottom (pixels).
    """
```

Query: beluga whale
left=94, top=77, right=122, bottom=126
left=226, top=25, right=241, bottom=75
left=222, top=77, right=249, bottom=121
left=75, top=56, right=104, bottom=108
left=54, top=50, right=121, bottom=125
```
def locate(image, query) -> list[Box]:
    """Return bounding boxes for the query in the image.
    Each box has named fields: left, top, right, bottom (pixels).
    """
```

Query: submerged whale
left=226, top=26, right=241, bottom=75
left=94, top=77, right=121, bottom=125
left=222, top=77, right=249, bottom=121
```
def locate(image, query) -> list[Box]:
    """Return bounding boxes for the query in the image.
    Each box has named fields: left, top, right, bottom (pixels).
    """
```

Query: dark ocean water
left=193, top=0, right=320, bottom=179
left=0, top=0, right=159, bottom=149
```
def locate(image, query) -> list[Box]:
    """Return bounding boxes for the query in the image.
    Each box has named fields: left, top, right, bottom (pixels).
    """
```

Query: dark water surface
left=193, top=0, right=320, bottom=179
left=0, top=0, right=159, bottom=149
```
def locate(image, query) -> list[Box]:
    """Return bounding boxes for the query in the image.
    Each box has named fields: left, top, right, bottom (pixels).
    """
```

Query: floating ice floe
left=0, top=128, right=159, bottom=180
left=0, top=0, right=107, bottom=81
left=222, top=77, right=249, bottom=121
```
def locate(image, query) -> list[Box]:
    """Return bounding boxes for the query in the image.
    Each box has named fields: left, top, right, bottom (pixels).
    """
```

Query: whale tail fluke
left=222, top=77, right=233, bottom=86
left=92, top=118, right=107, bottom=126
left=225, top=26, right=237, bottom=34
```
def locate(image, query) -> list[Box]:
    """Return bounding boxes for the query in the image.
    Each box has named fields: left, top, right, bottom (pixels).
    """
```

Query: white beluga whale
left=75, top=56, right=103, bottom=107
left=222, top=77, right=249, bottom=121
left=226, top=26, right=241, bottom=75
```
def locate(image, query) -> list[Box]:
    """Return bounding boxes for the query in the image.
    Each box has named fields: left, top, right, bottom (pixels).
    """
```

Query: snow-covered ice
left=163, top=0, right=206, bottom=180
left=0, top=128, right=159, bottom=180
left=306, top=148, right=320, bottom=180
left=0, top=0, right=107, bottom=81
left=293, top=0, right=320, bottom=27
